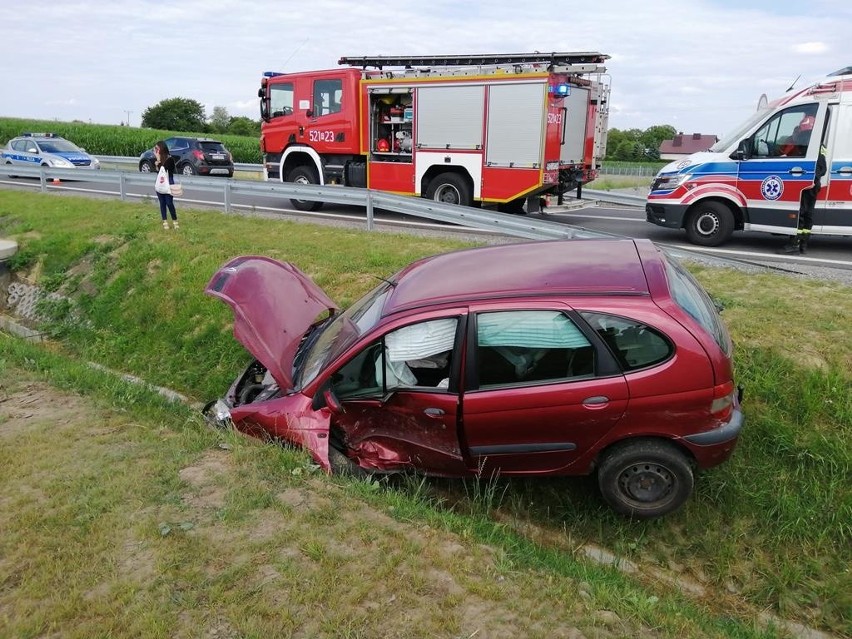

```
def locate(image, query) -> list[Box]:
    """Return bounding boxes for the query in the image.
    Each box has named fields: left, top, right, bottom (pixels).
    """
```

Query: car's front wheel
left=139, top=160, right=155, bottom=173
left=597, top=440, right=694, bottom=519
left=685, top=201, right=734, bottom=246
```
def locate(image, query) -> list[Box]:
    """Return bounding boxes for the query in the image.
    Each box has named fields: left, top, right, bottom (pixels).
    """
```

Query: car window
left=199, top=141, right=227, bottom=153
left=38, top=139, right=80, bottom=153
left=11, top=140, right=28, bottom=152
left=333, top=317, right=458, bottom=398
left=475, top=310, right=594, bottom=387
left=580, top=312, right=672, bottom=371
left=662, top=253, right=732, bottom=356
left=751, top=103, right=818, bottom=158
left=169, top=139, right=189, bottom=152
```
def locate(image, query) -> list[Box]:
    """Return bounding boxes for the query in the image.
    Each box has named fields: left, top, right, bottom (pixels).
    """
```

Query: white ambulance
left=646, top=66, right=852, bottom=246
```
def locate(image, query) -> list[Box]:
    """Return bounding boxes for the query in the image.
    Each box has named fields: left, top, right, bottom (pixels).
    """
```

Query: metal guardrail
left=581, top=188, right=646, bottom=207
left=0, top=164, right=620, bottom=241
left=92, top=156, right=647, bottom=208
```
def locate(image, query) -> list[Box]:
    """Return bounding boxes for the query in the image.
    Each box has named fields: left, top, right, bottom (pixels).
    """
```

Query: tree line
left=141, top=98, right=260, bottom=137
left=141, top=98, right=679, bottom=162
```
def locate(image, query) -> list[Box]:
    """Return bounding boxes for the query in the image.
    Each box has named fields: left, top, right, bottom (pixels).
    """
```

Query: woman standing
left=153, top=141, right=179, bottom=229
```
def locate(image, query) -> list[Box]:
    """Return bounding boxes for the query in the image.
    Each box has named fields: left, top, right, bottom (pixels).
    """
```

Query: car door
left=737, top=102, right=823, bottom=232
left=460, top=306, right=629, bottom=475
left=814, top=102, right=852, bottom=233
left=327, top=313, right=469, bottom=475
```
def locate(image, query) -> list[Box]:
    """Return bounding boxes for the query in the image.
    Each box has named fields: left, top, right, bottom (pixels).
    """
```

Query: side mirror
left=312, top=382, right=344, bottom=413
left=733, top=139, right=750, bottom=161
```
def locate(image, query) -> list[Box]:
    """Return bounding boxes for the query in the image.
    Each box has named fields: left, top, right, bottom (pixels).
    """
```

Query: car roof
left=382, top=239, right=655, bottom=316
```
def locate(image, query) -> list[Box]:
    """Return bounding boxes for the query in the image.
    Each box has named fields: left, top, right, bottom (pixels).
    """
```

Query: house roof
left=659, top=132, right=718, bottom=155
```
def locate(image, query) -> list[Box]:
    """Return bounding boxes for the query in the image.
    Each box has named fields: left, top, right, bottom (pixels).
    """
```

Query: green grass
left=0, top=190, right=849, bottom=636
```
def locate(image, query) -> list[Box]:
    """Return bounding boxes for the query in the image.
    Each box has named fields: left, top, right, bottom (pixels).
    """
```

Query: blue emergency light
left=551, top=83, right=571, bottom=96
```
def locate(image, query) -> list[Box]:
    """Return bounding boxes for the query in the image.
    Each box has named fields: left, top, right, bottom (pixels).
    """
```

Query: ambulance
left=646, top=66, right=852, bottom=246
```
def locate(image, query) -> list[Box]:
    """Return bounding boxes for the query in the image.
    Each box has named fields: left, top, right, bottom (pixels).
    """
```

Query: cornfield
left=0, top=117, right=262, bottom=164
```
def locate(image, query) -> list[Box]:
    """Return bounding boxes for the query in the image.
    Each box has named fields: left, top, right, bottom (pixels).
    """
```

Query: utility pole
left=124, top=110, right=133, bottom=126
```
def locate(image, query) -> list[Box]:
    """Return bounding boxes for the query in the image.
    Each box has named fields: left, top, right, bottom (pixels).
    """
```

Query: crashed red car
left=203, top=239, right=743, bottom=518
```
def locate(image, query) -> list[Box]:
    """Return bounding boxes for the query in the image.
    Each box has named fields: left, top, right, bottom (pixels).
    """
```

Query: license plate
left=210, top=153, right=225, bottom=160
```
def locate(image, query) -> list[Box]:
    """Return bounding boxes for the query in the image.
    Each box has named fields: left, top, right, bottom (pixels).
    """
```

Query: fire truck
left=258, top=52, right=610, bottom=213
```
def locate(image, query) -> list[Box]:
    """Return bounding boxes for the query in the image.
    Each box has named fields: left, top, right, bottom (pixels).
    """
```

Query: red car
left=203, top=239, right=743, bottom=518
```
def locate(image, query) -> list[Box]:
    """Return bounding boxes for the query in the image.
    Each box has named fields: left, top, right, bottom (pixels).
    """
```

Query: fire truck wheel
left=685, top=202, right=734, bottom=246
left=287, top=166, right=324, bottom=212
left=426, top=173, right=472, bottom=207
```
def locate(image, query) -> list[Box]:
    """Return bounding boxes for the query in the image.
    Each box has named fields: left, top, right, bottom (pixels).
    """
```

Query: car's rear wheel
left=597, top=440, right=693, bottom=519
left=286, top=165, right=324, bottom=211
left=181, top=163, right=198, bottom=176
left=685, top=201, right=734, bottom=246
left=139, top=160, right=155, bottom=173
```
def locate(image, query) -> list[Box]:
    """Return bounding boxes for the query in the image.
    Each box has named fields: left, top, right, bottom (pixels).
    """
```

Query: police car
left=1, top=133, right=100, bottom=170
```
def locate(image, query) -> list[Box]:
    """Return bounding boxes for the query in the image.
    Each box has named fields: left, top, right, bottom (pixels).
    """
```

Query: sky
left=0, top=0, right=848, bottom=137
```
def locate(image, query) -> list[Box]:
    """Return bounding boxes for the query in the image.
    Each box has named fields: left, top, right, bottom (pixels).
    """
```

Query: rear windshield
left=199, top=141, right=227, bottom=153
left=662, top=252, right=731, bottom=356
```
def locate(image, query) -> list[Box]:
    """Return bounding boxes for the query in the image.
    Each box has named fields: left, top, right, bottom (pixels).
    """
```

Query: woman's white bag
left=155, top=166, right=171, bottom=194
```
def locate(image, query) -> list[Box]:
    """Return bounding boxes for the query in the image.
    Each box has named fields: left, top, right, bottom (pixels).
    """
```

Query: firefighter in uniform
left=780, top=141, right=827, bottom=254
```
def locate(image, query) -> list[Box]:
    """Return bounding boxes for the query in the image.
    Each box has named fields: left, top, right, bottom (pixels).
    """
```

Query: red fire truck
left=258, top=52, right=610, bottom=213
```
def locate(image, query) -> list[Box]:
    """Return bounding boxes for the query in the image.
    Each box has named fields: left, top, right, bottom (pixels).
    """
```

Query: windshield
left=38, top=139, right=82, bottom=153
left=709, top=108, right=770, bottom=153
left=296, top=281, right=392, bottom=387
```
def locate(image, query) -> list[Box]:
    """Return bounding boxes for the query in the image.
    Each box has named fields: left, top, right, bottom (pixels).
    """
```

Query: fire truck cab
left=647, top=66, right=852, bottom=246
left=258, top=52, right=610, bottom=213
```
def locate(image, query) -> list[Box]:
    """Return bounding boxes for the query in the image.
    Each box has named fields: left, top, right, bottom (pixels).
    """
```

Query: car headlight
left=651, top=173, right=690, bottom=191
left=47, top=158, right=73, bottom=168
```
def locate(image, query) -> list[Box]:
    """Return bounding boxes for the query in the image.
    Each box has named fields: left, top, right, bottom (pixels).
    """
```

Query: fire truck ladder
left=339, top=52, right=608, bottom=75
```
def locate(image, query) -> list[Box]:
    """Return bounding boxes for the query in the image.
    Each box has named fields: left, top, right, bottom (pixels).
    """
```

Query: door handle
left=833, top=166, right=852, bottom=175
left=582, top=396, right=609, bottom=407
left=788, top=167, right=805, bottom=175
left=423, top=407, right=445, bottom=418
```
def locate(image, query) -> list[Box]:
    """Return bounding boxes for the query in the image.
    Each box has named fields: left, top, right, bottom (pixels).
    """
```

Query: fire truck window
left=314, top=79, right=343, bottom=116
left=270, top=83, right=294, bottom=118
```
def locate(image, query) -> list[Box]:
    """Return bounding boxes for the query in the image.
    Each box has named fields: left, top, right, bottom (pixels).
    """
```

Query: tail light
left=710, top=381, right=735, bottom=420
left=192, top=149, right=204, bottom=160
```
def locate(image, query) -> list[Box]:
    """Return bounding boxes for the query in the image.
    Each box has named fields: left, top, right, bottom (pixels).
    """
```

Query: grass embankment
left=0, top=191, right=849, bottom=637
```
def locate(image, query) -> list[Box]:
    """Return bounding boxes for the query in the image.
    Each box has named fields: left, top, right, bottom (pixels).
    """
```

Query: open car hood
left=205, top=256, right=339, bottom=390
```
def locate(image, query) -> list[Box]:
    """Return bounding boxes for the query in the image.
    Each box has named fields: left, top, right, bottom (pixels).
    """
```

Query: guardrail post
left=366, top=190, right=374, bottom=231
left=119, top=173, right=127, bottom=201
left=224, top=181, right=232, bottom=213
left=39, top=169, right=47, bottom=193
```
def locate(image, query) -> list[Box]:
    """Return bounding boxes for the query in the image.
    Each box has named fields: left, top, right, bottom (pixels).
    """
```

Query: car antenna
left=282, top=37, right=309, bottom=67
left=785, top=74, right=801, bottom=92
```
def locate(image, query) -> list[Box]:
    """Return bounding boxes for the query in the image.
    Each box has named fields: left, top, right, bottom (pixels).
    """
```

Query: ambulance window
left=752, top=104, right=817, bottom=158
left=314, top=79, right=343, bottom=116
left=270, top=83, right=294, bottom=118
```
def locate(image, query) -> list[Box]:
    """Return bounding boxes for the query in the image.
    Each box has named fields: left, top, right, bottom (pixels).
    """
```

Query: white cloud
left=793, top=42, right=828, bottom=54
left=0, top=0, right=845, bottom=135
